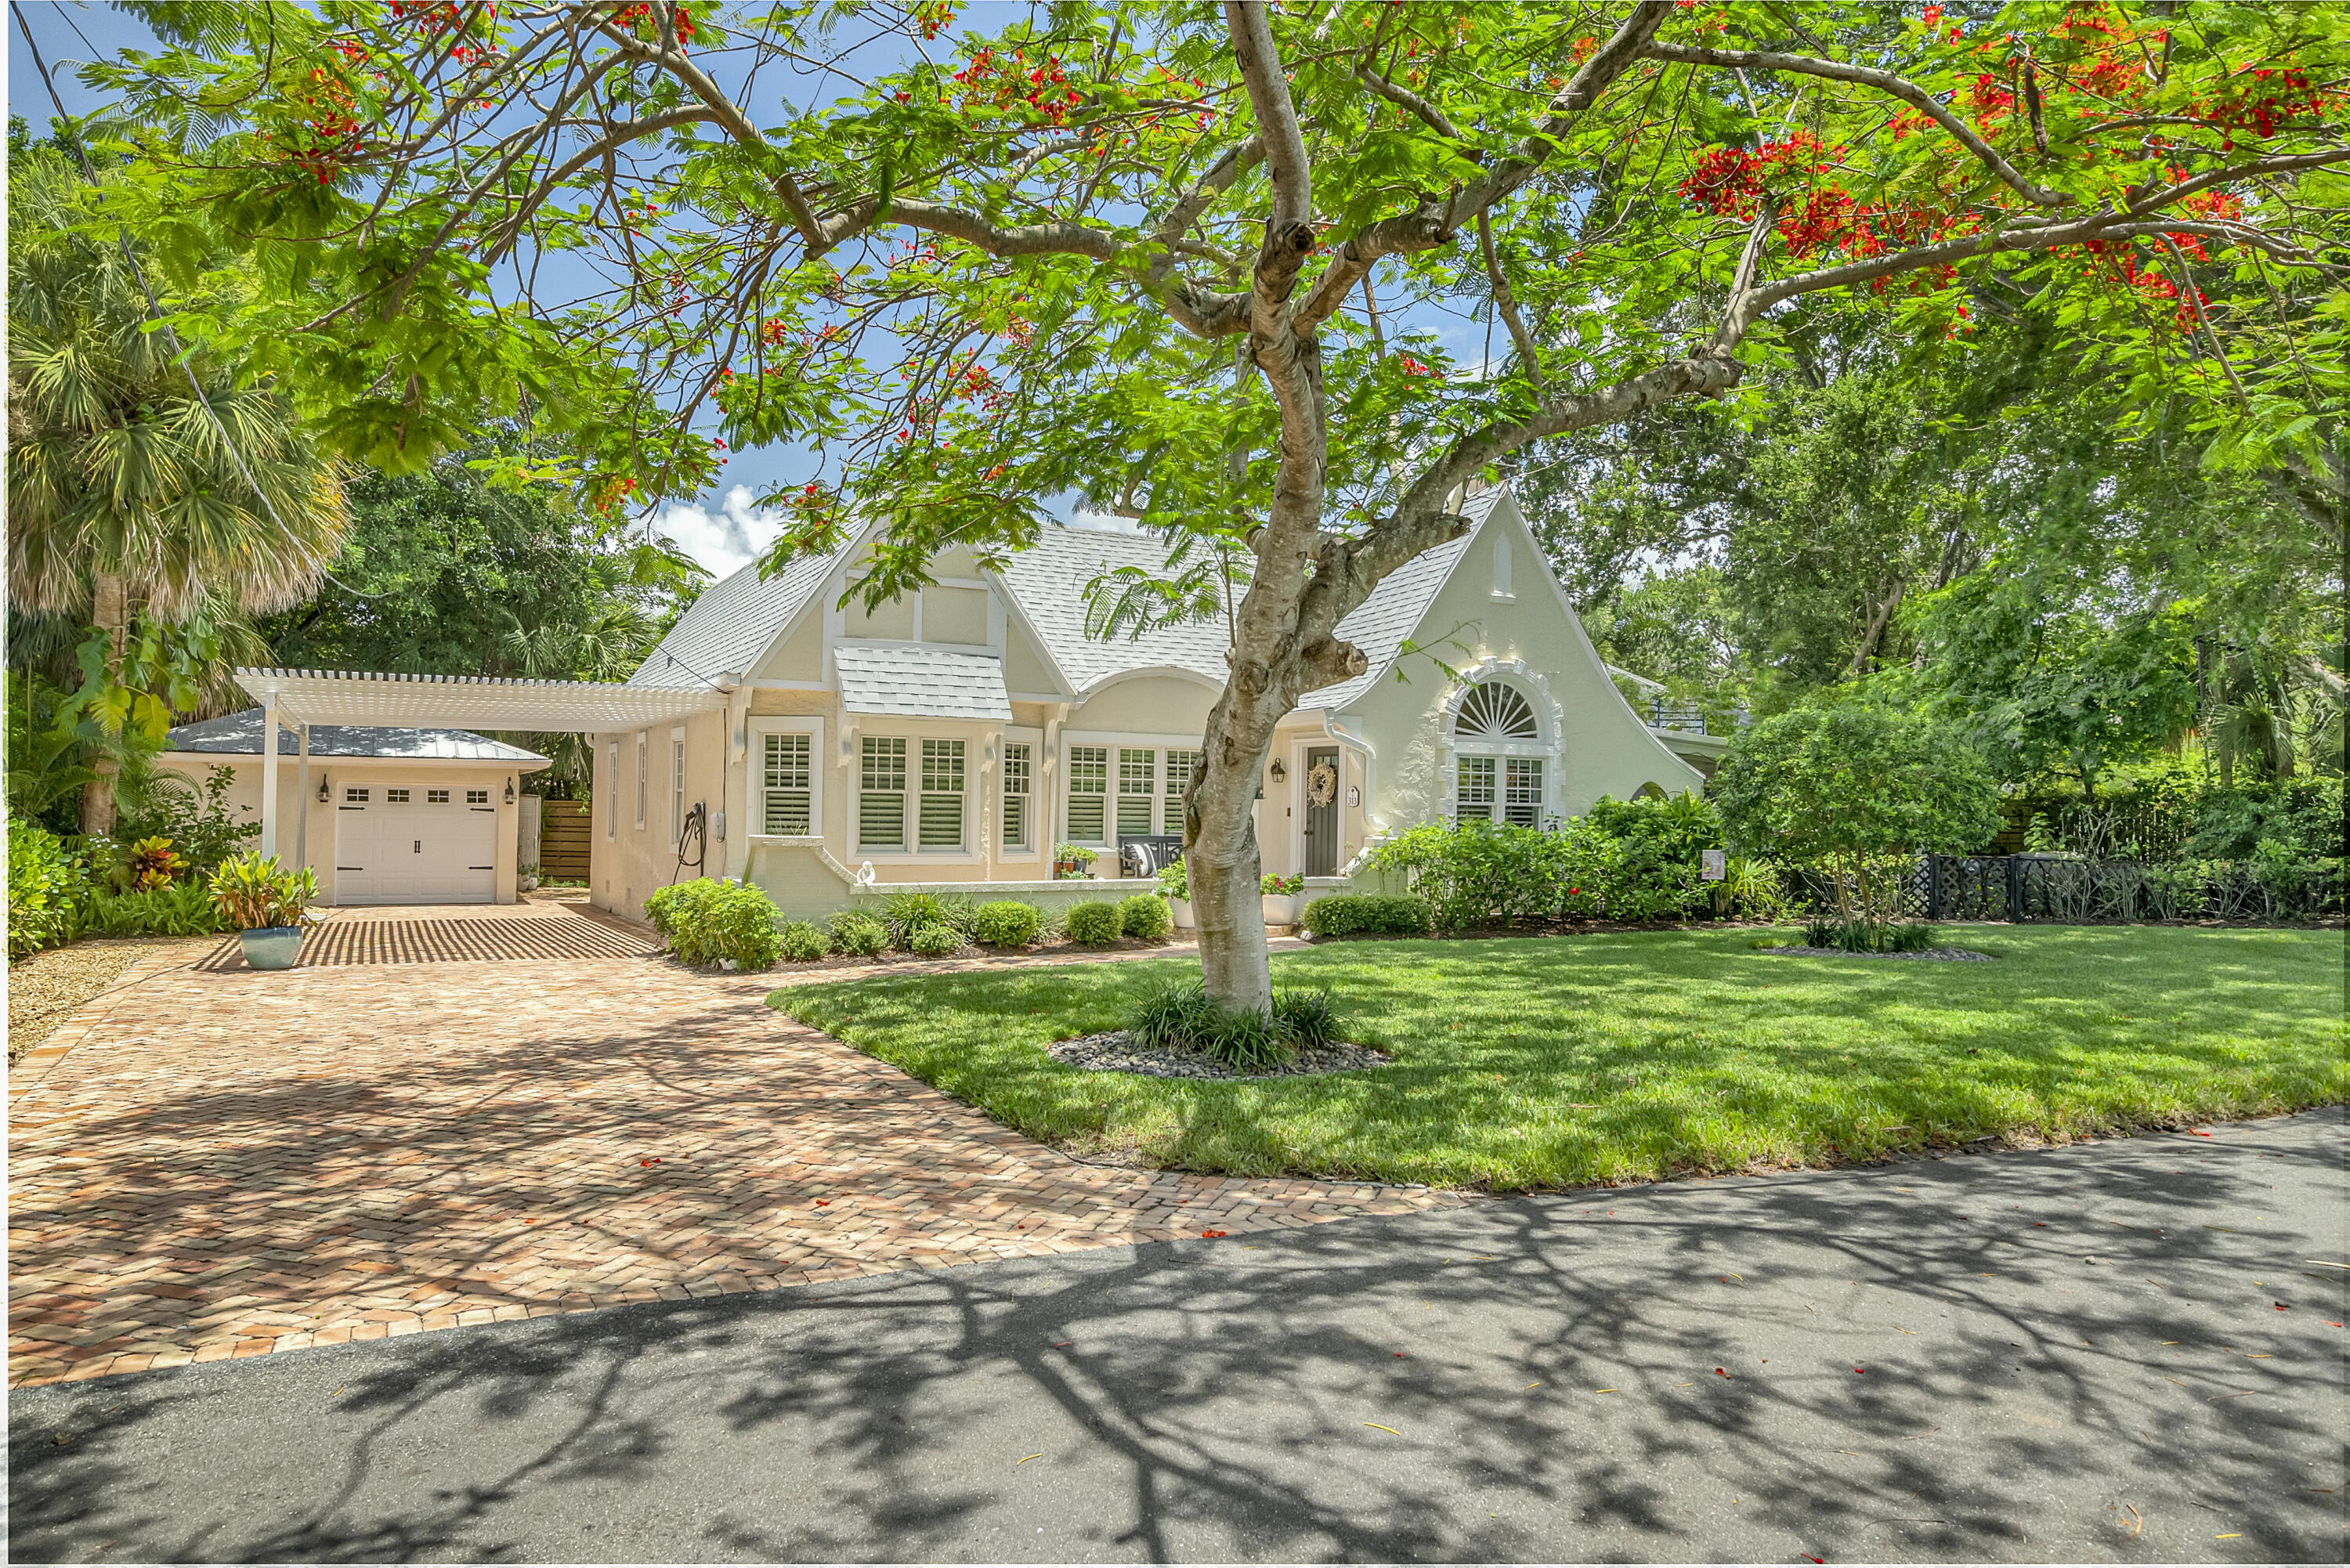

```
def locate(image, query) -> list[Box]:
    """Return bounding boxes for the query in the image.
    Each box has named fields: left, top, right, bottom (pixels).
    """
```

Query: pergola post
left=294, top=724, right=312, bottom=875
left=259, top=693, right=281, bottom=860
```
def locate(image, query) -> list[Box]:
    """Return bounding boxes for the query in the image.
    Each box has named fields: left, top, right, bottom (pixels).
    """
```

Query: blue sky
left=11, top=2, right=1499, bottom=582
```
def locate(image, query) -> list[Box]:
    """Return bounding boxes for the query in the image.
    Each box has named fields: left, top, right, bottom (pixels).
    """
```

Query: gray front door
left=1302, top=746, right=1339, bottom=877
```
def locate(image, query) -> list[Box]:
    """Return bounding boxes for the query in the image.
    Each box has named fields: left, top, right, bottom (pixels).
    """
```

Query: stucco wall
left=1336, top=507, right=1701, bottom=836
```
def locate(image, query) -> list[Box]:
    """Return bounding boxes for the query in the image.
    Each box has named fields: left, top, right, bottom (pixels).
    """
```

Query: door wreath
left=1305, top=761, right=1339, bottom=809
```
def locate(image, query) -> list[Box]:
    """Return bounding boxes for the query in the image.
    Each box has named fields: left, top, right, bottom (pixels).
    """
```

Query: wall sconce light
left=504, top=778, right=516, bottom=804
left=1268, top=758, right=1286, bottom=783
left=316, top=774, right=331, bottom=804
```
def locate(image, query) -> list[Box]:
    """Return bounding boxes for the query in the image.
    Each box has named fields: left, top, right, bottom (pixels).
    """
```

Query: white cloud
left=649, top=485, right=786, bottom=579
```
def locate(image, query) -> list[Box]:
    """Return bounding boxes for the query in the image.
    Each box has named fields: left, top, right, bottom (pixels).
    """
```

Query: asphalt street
left=12, top=1107, right=2346, bottom=1563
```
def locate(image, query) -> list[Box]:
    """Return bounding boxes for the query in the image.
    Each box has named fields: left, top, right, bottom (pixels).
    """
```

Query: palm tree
left=7, top=146, right=350, bottom=831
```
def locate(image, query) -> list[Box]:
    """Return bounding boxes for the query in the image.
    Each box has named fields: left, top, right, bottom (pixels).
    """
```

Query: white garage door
left=334, top=783, right=498, bottom=904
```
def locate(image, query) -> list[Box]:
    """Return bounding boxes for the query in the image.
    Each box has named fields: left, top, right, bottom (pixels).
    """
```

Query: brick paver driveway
left=8, top=903, right=1458, bottom=1387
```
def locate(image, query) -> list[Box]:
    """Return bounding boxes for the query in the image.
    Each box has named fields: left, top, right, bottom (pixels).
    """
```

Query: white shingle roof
left=622, top=494, right=1509, bottom=714
left=629, top=545, right=841, bottom=690
left=994, top=526, right=1233, bottom=692
left=1299, top=489, right=1502, bottom=710
left=834, top=644, right=1013, bottom=721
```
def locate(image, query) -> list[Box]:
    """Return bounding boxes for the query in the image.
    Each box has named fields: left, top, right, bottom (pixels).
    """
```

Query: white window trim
left=1439, top=666, right=1564, bottom=826
left=669, top=728, right=686, bottom=848
left=747, top=716, right=824, bottom=840
left=851, top=732, right=984, bottom=863
left=634, top=731, right=648, bottom=830
left=1000, top=725, right=1042, bottom=859
left=606, top=741, right=620, bottom=839
left=1061, top=738, right=1200, bottom=847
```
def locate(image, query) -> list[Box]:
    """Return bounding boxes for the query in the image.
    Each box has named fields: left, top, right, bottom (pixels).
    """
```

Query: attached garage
left=157, top=711, right=549, bottom=906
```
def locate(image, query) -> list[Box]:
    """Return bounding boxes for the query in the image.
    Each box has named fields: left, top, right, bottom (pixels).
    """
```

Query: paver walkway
left=8, top=905, right=1455, bottom=1387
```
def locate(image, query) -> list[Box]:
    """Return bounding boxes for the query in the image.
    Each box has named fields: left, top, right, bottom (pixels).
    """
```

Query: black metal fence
left=1878, top=854, right=2341, bottom=923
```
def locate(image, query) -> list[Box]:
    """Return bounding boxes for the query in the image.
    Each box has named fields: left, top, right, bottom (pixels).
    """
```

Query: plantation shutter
left=1066, top=746, right=1107, bottom=843
left=1163, top=749, right=1197, bottom=836
left=762, top=733, right=812, bottom=834
left=1456, top=756, right=1495, bottom=822
left=1116, top=748, right=1157, bottom=836
left=859, top=737, right=906, bottom=847
left=1001, top=742, right=1032, bottom=850
left=1503, top=757, right=1543, bottom=828
left=919, top=739, right=965, bottom=849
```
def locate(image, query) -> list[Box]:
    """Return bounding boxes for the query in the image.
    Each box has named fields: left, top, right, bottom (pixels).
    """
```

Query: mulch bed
left=6, top=938, right=201, bottom=1065
left=1049, top=1029, right=1391, bottom=1080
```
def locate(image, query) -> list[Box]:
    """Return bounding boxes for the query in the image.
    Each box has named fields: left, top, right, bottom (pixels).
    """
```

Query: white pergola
left=232, top=667, right=729, bottom=860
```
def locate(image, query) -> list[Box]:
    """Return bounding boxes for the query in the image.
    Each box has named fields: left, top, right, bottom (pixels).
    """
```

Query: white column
left=259, top=695, right=281, bottom=860
left=294, top=724, right=312, bottom=873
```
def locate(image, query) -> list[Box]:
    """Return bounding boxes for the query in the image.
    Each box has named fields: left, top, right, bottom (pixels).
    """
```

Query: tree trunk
left=79, top=573, right=128, bottom=837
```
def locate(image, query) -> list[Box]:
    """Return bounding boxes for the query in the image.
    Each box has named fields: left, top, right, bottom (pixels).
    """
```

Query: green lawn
left=772, top=927, right=2348, bottom=1191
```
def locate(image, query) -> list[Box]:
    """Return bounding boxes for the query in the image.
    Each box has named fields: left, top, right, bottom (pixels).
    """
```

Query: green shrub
left=779, top=919, right=832, bottom=962
left=880, top=889, right=978, bottom=948
left=1065, top=901, right=1123, bottom=945
left=908, top=920, right=961, bottom=956
left=1119, top=893, right=1171, bottom=941
left=1155, top=858, right=1188, bottom=900
left=114, top=764, right=257, bottom=876
left=1716, top=700, right=2001, bottom=926
left=208, top=853, right=318, bottom=931
left=830, top=910, right=891, bottom=957
left=645, top=878, right=783, bottom=970
left=80, top=883, right=230, bottom=938
left=1299, top=894, right=1431, bottom=937
left=8, top=819, right=88, bottom=958
left=972, top=900, right=1044, bottom=948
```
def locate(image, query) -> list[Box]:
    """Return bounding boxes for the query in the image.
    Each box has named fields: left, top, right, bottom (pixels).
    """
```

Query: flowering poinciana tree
left=94, top=0, right=2348, bottom=1008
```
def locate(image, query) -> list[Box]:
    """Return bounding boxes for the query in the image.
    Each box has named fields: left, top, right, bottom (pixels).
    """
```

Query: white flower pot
left=1170, top=898, right=1195, bottom=929
left=1261, top=894, right=1298, bottom=924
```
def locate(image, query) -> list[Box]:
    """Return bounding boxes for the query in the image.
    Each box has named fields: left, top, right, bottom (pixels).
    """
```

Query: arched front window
left=1452, top=679, right=1546, bottom=828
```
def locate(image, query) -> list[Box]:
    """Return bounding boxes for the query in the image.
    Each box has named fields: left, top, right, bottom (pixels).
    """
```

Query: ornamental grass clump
left=1124, top=979, right=1349, bottom=1069
left=1803, top=916, right=1940, bottom=954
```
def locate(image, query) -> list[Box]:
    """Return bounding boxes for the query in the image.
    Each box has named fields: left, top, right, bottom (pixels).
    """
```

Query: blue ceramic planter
left=238, top=926, right=304, bottom=971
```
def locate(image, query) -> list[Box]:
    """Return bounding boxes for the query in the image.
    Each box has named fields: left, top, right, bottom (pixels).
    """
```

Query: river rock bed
left=1049, top=1030, right=1390, bottom=1079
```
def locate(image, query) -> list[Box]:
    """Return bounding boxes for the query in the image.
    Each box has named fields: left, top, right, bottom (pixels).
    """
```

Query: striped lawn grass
left=771, top=925, right=2348, bottom=1191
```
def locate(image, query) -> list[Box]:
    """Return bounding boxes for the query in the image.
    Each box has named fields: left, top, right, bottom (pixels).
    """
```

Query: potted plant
left=208, top=852, right=319, bottom=971
left=519, top=862, right=541, bottom=893
left=1260, top=873, right=1303, bottom=925
left=1054, top=843, right=1099, bottom=880
left=1158, top=858, right=1193, bottom=928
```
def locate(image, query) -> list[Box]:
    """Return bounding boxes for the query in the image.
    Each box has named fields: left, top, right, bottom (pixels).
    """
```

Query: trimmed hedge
left=973, top=900, right=1045, bottom=948
left=1118, top=893, right=1172, bottom=941
left=1300, top=894, right=1433, bottom=938
left=1065, top=900, right=1124, bottom=946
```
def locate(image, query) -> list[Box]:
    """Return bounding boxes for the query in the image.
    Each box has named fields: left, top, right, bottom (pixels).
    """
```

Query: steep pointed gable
left=1299, top=487, right=1507, bottom=710
left=628, top=545, right=843, bottom=690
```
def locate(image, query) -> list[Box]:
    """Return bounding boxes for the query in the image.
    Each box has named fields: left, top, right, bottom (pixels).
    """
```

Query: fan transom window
left=1455, top=681, right=1538, bottom=739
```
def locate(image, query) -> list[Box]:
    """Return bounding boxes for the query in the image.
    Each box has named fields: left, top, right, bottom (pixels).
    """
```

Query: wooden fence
left=537, top=798, right=592, bottom=883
